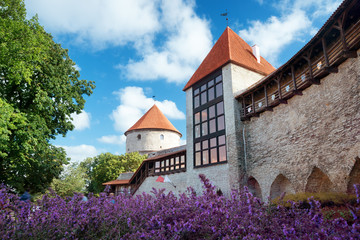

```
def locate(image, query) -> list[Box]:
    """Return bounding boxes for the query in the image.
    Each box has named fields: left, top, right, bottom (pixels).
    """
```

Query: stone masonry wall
left=244, top=50, right=360, bottom=201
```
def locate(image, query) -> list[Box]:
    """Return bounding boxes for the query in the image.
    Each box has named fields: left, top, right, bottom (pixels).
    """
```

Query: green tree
left=0, top=0, right=95, bottom=193
left=81, top=152, right=146, bottom=194
left=49, top=163, right=87, bottom=198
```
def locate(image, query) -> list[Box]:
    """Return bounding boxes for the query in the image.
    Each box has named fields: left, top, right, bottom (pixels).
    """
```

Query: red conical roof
left=183, top=27, right=275, bottom=91
left=125, top=105, right=182, bottom=136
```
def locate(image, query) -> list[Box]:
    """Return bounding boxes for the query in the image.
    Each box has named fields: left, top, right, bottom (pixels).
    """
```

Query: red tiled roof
left=124, top=105, right=182, bottom=136
left=102, top=179, right=130, bottom=185
left=183, top=27, right=275, bottom=91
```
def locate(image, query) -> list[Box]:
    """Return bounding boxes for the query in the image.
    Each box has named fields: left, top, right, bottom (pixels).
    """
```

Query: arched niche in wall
left=247, top=176, right=262, bottom=199
left=270, top=174, right=295, bottom=200
left=305, top=167, right=333, bottom=193
left=347, top=157, right=360, bottom=194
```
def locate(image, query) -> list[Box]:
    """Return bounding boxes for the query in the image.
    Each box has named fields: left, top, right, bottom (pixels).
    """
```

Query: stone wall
left=243, top=50, right=360, bottom=201
left=126, top=129, right=181, bottom=154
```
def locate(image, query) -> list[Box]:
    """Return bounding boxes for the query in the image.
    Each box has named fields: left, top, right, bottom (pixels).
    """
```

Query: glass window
left=210, top=148, right=217, bottom=163
left=210, top=137, right=217, bottom=148
left=217, top=115, right=225, bottom=131
left=201, top=84, right=207, bottom=92
left=208, top=87, right=215, bottom=101
left=217, top=101, right=224, bottom=115
left=160, top=134, right=164, bottom=140
left=195, top=152, right=201, bottom=166
left=181, top=155, right=185, bottom=163
left=194, top=88, right=199, bottom=95
left=202, top=122, right=208, bottom=136
left=215, top=75, right=222, bottom=83
left=203, top=150, right=209, bottom=165
left=208, top=79, right=214, bottom=87
left=201, top=109, right=207, bottom=122
left=195, top=125, right=200, bottom=138
left=175, top=157, right=180, bottom=164
left=209, top=105, right=215, bottom=119
left=218, top=135, right=226, bottom=145
left=202, top=140, right=208, bottom=149
left=194, top=96, right=200, bottom=108
left=195, top=112, right=200, bottom=124
left=193, top=73, right=226, bottom=167
left=201, top=92, right=207, bottom=105
left=209, top=119, right=216, bottom=134
left=219, top=146, right=226, bottom=162
left=216, top=82, right=223, bottom=97
left=195, top=142, right=201, bottom=151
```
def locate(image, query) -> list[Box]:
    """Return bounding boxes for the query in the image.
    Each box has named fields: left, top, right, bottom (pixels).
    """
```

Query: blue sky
left=24, top=0, right=342, bottom=163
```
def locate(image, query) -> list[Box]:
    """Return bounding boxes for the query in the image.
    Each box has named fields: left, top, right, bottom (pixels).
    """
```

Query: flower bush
left=1, top=175, right=360, bottom=239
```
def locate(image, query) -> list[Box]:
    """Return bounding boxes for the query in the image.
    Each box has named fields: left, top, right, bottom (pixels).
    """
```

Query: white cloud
left=58, top=144, right=98, bottom=163
left=110, top=86, right=185, bottom=132
left=25, top=0, right=160, bottom=49
left=239, top=10, right=312, bottom=65
left=239, top=0, right=341, bottom=65
left=122, top=0, right=212, bottom=84
left=97, top=135, right=126, bottom=145
left=25, top=0, right=212, bottom=84
left=70, top=110, right=91, bottom=131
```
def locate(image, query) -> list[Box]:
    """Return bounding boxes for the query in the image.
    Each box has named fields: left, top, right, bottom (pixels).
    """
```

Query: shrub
left=0, top=177, right=360, bottom=239
left=273, top=191, right=357, bottom=208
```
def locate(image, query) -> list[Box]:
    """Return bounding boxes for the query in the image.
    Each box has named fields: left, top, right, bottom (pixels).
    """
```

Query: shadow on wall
left=305, top=167, right=333, bottom=193
left=247, top=176, right=262, bottom=199
left=348, top=157, right=360, bottom=194
left=270, top=174, right=295, bottom=200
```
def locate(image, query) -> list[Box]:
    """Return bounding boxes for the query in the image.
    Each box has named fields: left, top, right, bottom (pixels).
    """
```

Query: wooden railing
left=130, top=151, right=186, bottom=195
left=240, top=14, right=360, bottom=120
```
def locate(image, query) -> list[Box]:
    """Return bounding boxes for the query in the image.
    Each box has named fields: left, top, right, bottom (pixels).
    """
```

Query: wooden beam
left=276, top=75, right=287, bottom=104
left=251, top=92, right=256, bottom=114
left=264, top=85, right=269, bottom=108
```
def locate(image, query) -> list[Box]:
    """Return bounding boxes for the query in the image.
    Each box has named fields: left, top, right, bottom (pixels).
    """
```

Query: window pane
left=195, top=142, right=201, bottom=151
left=195, top=112, right=200, bottom=124
left=202, top=150, right=209, bottom=165
left=195, top=152, right=201, bottom=166
left=218, top=135, right=226, bottom=145
left=170, top=166, right=174, bottom=170
left=170, top=158, right=174, bottom=165
left=166, top=167, right=169, bottom=171
left=201, top=84, right=207, bottom=92
left=216, top=82, right=223, bottom=97
left=175, top=157, right=180, bottom=164
left=161, top=161, right=164, bottom=167
left=217, top=101, right=224, bottom=115
left=166, top=159, right=169, bottom=166
left=202, top=140, right=208, bottom=149
left=181, top=164, right=185, bottom=168
left=194, top=96, right=200, bottom=108
left=217, top=115, right=225, bottom=131
left=155, top=162, right=160, bottom=168
left=211, top=148, right=218, bottom=163
left=194, top=88, right=199, bottom=95
left=210, top=137, right=217, bottom=147
left=215, top=75, right=222, bottom=83
left=208, top=87, right=215, bottom=101
left=181, top=155, right=185, bottom=163
left=201, top=109, right=207, bottom=122
left=209, top=119, right=216, bottom=134
left=195, top=124, right=200, bottom=138
left=219, top=146, right=226, bottom=162
left=202, top=122, right=208, bottom=136
left=175, top=165, right=179, bottom=169
left=201, top=92, right=207, bottom=105
left=208, top=79, right=214, bottom=87
left=209, top=105, right=215, bottom=119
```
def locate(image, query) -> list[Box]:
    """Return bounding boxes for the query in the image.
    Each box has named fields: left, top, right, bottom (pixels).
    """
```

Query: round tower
left=125, top=105, right=182, bottom=155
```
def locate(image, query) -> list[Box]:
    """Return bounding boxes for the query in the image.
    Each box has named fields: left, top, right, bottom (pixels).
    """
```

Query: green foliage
left=49, top=163, right=87, bottom=198
left=0, top=0, right=95, bottom=193
left=81, top=152, right=146, bottom=194
left=273, top=192, right=357, bottom=208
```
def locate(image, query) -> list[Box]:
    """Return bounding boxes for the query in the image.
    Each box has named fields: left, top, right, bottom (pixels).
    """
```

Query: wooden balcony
left=129, top=149, right=186, bottom=195
left=238, top=0, right=360, bottom=121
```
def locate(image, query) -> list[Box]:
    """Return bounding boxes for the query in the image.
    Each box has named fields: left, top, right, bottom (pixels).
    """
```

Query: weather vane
left=220, top=9, right=229, bottom=26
